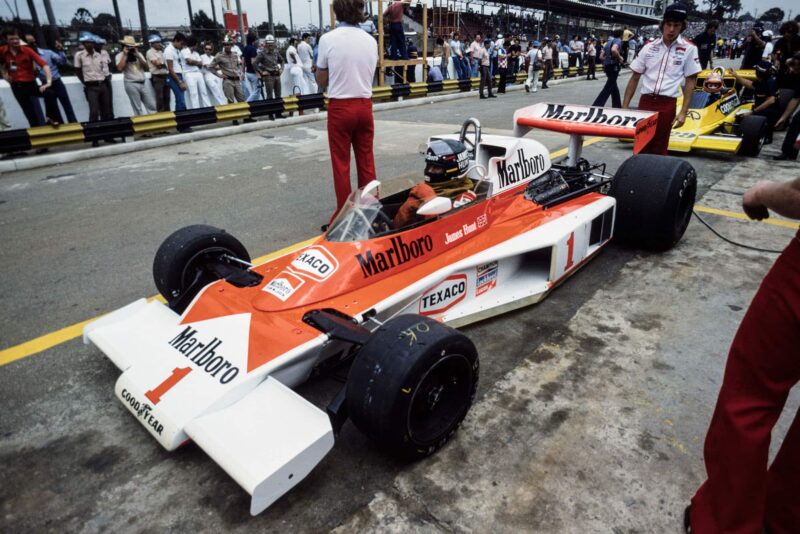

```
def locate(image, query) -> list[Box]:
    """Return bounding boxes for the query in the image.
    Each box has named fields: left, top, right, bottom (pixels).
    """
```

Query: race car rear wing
left=513, top=103, right=659, bottom=166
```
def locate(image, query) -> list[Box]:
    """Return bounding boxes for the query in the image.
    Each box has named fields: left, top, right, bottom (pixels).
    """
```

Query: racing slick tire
left=346, top=314, right=479, bottom=460
left=738, top=114, right=768, bottom=157
left=153, top=225, right=250, bottom=307
left=609, top=154, right=697, bottom=251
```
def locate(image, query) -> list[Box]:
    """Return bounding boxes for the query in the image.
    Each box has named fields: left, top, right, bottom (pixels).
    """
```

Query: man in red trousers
left=316, top=0, right=379, bottom=225
left=622, top=2, right=700, bottom=155
left=687, top=177, right=800, bottom=533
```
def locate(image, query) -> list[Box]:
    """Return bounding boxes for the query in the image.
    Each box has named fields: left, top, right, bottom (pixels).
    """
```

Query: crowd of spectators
left=0, top=26, right=324, bottom=133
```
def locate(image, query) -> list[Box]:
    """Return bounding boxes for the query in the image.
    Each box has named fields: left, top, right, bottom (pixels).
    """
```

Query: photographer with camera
left=116, top=35, right=156, bottom=116
left=741, top=24, right=766, bottom=69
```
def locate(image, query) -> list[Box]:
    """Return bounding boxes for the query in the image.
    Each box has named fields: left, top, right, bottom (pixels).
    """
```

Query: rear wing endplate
left=513, top=103, right=658, bottom=165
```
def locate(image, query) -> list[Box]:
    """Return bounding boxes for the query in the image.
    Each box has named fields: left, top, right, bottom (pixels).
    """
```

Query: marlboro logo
left=168, top=327, right=239, bottom=385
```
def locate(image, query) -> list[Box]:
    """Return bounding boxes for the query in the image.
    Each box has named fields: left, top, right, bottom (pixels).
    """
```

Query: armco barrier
left=0, top=66, right=590, bottom=154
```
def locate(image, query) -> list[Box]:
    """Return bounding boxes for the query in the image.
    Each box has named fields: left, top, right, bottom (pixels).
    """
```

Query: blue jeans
left=389, top=22, right=407, bottom=59
left=592, top=64, right=621, bottom=108
left=50, top=78, right=77, bottom=123
left=244, top=72, right=261, bottom=102
left=166, top=74, right=186, bottom=111
left=451, top=57, right=462, bottom=79
left=470, top=58, right=479, bottom=78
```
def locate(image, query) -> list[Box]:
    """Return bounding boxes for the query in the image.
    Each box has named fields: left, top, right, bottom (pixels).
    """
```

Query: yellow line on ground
left=0, top=138, right=609, bottom=367
left=694, top=205, right=800, bottom=230
left=0, top=236, right=319, bottom=367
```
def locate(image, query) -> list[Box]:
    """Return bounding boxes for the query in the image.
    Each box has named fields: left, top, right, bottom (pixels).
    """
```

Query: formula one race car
left=667, top=67, right=790, bottom=156
left=85, top=103, right=696, bottom=516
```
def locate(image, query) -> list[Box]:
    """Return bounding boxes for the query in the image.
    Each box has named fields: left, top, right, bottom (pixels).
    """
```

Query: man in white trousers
left=298, top=33, right=317, bottom=93
left=181, top=36, right=210, bottom=108
left=200, top=43, right=227, bottom=105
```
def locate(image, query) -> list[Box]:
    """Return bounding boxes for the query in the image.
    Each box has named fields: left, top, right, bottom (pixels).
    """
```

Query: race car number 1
left=145, top=367, right=192, bottom=405
left=565, top=232, right=575, bottom=270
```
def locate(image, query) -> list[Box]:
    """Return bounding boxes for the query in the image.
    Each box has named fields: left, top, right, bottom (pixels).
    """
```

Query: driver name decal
left=357, top=235, right=434, bottom=278
left=290, top=246, right=339, bottom=281
left=168, top=327, right=239, bottom=384
left=419, top=274, right=468, bottom=315
left=445, top=214, right=489, bottom=245
left=497, top=149, right=547, bottom=190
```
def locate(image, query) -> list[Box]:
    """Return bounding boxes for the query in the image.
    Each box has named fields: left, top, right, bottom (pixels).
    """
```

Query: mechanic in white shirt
left=622, top=2, right=701, bottom=155
left=163, top=32, right=187, bottom=112
left=298, top=33, right=317, bottom=93
left=181, top=36, right=210, bottom=108
left=316, top=0, right=379, bottom=223
left=286, top=36, right=308, bottom=95
left=761, top=30, right=774, bottom=60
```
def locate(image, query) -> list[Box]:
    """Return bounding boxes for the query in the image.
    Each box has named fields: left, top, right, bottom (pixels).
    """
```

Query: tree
left=703, top=0, right=741, bottom=20
left=92, top=13, right=120, bottom=41
left=737, top=11, right=754, bottom=22
left=257, top=21, right=289, bottom=37
left=758, top=7, right=784, bottom=22
left=71, top=7, right=93, bottom=26
left=191, top=10, right=223, bottom=45
left=795, top=13, right=800, bottom=22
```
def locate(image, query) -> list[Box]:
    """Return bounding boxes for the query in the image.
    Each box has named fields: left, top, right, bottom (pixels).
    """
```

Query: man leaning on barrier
left=146, top=35, right=170, bottom=112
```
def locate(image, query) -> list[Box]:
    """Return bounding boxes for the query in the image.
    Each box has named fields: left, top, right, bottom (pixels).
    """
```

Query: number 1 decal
left=146, top=367, right=192, bottom=405
left=565, top=232, right=575, bottom=270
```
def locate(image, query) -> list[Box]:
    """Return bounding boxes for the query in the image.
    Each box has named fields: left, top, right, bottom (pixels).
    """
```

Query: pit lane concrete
left=2, top=60, right=799, bottom=532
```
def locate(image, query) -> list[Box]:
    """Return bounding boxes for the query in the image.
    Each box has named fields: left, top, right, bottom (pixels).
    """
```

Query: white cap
left=265, top=34, right=275, bottom=42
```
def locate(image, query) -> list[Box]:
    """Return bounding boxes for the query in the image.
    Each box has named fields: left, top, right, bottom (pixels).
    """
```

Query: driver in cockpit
left=702, top=68, right=726, bottom=105
left=393, top=139, right=477, bottom=228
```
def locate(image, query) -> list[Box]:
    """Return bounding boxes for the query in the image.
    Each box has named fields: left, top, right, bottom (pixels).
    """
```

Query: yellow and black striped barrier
left=0, top=66, right=588, bottom=154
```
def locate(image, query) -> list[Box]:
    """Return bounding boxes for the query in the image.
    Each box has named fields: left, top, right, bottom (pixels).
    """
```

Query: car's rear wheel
left=347, top=314, right=479, bottom=459
left=153, top=225, right=250, bottom=311
left=609, top=154, right=697, bottom=251
left=738, top=114, right=768, bottom=157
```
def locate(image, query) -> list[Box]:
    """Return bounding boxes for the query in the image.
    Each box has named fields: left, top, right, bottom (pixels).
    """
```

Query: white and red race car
left=85, top=103, right=696, bottom=515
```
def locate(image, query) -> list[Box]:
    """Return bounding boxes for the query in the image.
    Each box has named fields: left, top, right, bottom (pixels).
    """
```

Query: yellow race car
left=668, top=68, right=766, bottom=156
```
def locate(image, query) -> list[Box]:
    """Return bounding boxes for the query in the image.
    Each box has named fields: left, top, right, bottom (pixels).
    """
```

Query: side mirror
left=360, top=180, right=381, bottom=200
left=417, top=196, right=453, bottom=216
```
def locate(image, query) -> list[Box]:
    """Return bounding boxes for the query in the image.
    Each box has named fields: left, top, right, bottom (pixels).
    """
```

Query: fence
left=0, top=65, right=589, bottom=154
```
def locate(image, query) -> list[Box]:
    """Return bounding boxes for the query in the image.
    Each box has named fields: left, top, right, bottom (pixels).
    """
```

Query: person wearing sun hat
left=622, top=2, right=701, bottom=155
left=115, top=35, right=156, bottom=115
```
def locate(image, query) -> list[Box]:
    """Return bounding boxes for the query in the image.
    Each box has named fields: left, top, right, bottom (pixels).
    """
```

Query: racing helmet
left=703, top=68, right=725, bottom=93
left=265, top=34, right=275, bottom=43
left=424, top=139, right=469, bottom=182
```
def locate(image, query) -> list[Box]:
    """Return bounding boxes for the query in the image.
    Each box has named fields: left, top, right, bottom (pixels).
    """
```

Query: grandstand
left=417, top=0, right=659, bottom=39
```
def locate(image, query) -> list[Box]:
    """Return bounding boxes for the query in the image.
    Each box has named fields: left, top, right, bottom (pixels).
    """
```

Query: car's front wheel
left=738, top=114, right=768, bottom=157
left=346, top=314, right=479, bottom=459
left=153, top=224, right=250, bottom=312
